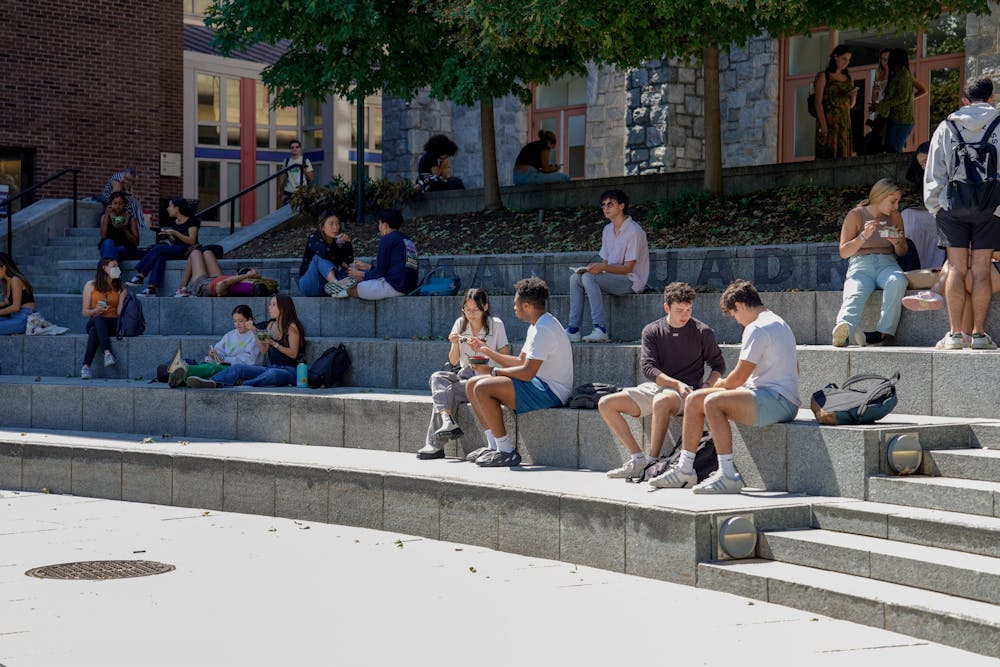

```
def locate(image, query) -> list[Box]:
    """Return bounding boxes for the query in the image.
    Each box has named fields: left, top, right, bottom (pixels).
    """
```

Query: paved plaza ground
left=0, top=491, right=994, bottom=666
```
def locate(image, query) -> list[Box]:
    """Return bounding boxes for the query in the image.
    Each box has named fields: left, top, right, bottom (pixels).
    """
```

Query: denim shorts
left=512, top=377, right=563, bottom=414
left=750, top=387, right=799, bottom=426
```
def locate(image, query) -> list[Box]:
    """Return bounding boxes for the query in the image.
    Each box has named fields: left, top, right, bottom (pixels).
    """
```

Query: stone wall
left=720, top=35, right=780, bottom=167
left=380, top=92, right=454, bottom=184
left=585, top=64, right=628, bottom=178
left=965, top=6, right=1000, bottom=80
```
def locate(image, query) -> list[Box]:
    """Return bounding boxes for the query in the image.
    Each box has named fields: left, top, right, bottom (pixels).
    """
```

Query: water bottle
left=296, top=362, right=308, bottom=388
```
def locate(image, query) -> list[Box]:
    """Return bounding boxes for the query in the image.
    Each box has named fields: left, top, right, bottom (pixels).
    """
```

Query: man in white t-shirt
left=277, top=139, right=314, bottom=206
left=567, top=189, right=650, bottom=343
left=650, top=280, right=800, bottom=494
left=464, top=277, right=574, bottom=467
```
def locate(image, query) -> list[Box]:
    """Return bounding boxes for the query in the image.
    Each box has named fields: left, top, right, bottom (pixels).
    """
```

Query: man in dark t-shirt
left=599, top=282, right=725, bottom=480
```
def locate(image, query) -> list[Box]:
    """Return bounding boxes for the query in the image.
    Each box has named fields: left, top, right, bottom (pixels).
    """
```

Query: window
left=255, top=82, right=301, bottom=150
left=302, top=98, right=324, bottom=150
left=532, top=74, right=587, bottom=178
left=350, top=99, right=383, bottom=181
left=183, top=0, right=213, bottom=18
left=196, top=73, right=240, bottom=147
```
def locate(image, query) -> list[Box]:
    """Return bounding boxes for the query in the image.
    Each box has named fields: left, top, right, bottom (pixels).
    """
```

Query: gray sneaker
left=606, top=458, right=648, bottom=479
left=692, top=470, right=744, bottom=494
left=465, top=446, right=491, bottom=462
left=648, top=465, right=698, bottom=489
left=971, top=333, right=998, bottom=350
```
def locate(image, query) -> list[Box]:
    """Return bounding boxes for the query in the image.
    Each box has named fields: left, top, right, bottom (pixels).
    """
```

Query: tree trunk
left=480, top=99, right=503, bottom=210
left=702, top=46, right=723, bottom=196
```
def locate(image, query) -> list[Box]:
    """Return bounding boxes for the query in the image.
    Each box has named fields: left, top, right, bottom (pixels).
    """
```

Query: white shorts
left=622, top=382, right=683, bottom=417
left=356, top=277, right=405, bottom=301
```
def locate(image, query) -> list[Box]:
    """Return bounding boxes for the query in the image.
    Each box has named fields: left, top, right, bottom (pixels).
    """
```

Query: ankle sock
left=567, top=326, right=579, bottom=334
left=495, top=435, right=514, bottom=454
left=630, top=452, right=646, bottom=464
left=484, top=429, right=498, bottom=451
left=677, top=449, right=696, bottom=474
left=718, top=454, right=737, bottom=478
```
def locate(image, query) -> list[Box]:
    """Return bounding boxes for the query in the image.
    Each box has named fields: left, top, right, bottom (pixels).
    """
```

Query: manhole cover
left=25, top=560, right=175, bottom=580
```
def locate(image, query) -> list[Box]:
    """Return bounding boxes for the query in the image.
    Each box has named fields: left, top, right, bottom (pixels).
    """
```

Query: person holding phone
left=831, top=179, right=908, bottom=347
left=80, top=258, right=126, bottom=378
left=513, top=130, right=570, bottom=185
left=814, top=45, right=857, bottom=159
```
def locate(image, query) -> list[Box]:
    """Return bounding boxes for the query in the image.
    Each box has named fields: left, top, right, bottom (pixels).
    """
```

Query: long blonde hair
left=860, top=178, right=901, bottom=208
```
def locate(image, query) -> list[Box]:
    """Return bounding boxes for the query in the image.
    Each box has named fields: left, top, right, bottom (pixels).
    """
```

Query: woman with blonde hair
left=831, top=178, right=908, bottom=346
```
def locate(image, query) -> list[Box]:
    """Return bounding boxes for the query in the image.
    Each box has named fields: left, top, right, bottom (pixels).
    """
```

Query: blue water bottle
left=297, top=362, right=308, bottom=388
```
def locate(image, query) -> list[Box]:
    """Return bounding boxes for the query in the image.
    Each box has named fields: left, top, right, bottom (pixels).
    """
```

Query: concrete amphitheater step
left=867, top=475, right=1000, bottom=517
left=925, top=447, right=1000, bottom=481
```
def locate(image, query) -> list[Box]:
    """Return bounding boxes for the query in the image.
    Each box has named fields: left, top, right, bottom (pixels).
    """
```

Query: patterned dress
left=816, top=75, right=854, bottom=159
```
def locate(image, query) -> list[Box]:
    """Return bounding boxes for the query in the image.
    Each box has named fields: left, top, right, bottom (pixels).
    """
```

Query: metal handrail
left=4, top=168, right=80, bottom=255
left=194, top=164, right=298, bottom=234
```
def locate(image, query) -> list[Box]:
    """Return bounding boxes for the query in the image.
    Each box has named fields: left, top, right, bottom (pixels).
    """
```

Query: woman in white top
left=167, top=304, right=261, bottom=387
left=417, top=288, right=510, bottom=459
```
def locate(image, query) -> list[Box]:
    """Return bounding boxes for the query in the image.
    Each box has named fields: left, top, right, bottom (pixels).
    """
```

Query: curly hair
left=423, top=134, right=458, bottom=157
left=662, top=282, right=696, bottom=306
left=515, top=276, right=549, bottom=310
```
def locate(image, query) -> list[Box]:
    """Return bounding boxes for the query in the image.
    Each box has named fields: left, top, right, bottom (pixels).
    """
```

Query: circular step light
left=886, top=433, right=922, bottom=475
left=718, top=515, right=757, bottom=559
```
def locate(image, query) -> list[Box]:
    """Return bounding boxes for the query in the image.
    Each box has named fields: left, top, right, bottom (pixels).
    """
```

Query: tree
left=207, top=0, right=590, bottom=210
left=445, top=0, right=992, bottom=194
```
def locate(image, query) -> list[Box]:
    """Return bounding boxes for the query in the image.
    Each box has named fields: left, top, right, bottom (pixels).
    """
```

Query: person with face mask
left=80, top=258, right=126, bottom=379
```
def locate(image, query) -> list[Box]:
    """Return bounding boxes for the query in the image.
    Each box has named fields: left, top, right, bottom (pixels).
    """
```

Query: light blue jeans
left=512, top=168, right=570, bottom=185
left=836, top=253, right=906, bottom=336
left=569, top=271, right=633, bottom=330
left=211, top=363, right=295, bottom=387
left=0, top=306, right=33, bottom=334
left=297, top=255, right=346, bottom=297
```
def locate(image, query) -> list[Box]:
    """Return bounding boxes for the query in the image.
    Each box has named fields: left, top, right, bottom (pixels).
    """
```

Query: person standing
left=815, top=45, right=857, bottom=159
left=924, top=76, right=1000, bottom=350
left=873, top=48, right=927, bottom=152
left=649, top=280, right=799, bottom=494
left=99, top=167, right=146, bottom=229
left=566, top=189, right=649, bottom=343
left=277, top=139, right=314, bottom=206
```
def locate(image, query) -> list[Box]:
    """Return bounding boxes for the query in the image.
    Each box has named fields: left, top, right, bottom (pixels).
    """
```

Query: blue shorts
left=512, top=377, right=563, bottom=414
left=750, top=387, right=798, bottom=426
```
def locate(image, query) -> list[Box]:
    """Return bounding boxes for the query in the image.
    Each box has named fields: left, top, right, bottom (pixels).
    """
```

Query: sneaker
left=856, top=331, right=888, bottom=347
left=186, top=376, right=217, bottom=389
left=416, top=444, right=445, bottom=460
left=173, top=286, right=191, bottom=297
left=582, top=327, right=609, bottom=343
left=971, top=333, right=998, bottom=350
left=138, top=286, right=156, bottom=296
left=168, top=366, right=188, bottom=388
left=475, top=448, right=522, bottom=467
left=566, top=328, right=582, bottom=343
left=464, top=446, right=491, bottom=462
left=902, top=291, right=944, bottom=311
left=831, top=322, right=850, bottom=347
left=606, top=458, right=649, bottom=479
left=434, top=420, right=464, bottom=442
left=80, top=365, right=92, bottom=380
left=692, top=470, right=745, bottom=495
left=936, top=332, right=965, bottom=350
left=126, top=275, right=143, bottom=286
left=648, top=465, right=698, bottom=489
left=324, top=276, right=357, bottom=298
left=103, top=350, right=116, bottom=367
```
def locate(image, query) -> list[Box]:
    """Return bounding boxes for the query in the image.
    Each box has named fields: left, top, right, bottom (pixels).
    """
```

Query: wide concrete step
left=867, top=475, right=1000, bottom=517
left=0, top=427, right=824, bottom=588
left=925, top=448, right=1000, bottom=482
left=697, top=559, right=1000, bottom=658
left=812, top=500, right=1000, bottom=559
left=758, top=527, right=1000, bottom=605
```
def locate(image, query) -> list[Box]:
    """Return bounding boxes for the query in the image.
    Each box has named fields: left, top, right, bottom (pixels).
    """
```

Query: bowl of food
left=255, top=331, right=271, bottom=341
left=468, top=356, right=489, bottom=365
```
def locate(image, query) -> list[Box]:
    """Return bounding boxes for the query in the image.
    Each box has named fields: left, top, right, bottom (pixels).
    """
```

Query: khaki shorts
left=622, top=382, right=683, bottom=417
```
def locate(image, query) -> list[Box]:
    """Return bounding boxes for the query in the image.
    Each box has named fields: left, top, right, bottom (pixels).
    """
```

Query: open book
left=568, top=266, right=587, bottom=274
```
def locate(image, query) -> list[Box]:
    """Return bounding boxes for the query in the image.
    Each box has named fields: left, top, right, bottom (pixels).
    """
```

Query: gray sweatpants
left=425, top=366, right=475, bottom=449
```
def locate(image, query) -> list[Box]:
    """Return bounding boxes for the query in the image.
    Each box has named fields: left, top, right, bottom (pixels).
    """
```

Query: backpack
left=629, top=431, right=718, bottom=483
left=307, top=344, right=351, bottom=388
left=942, top=114, right=1000, bottom=217
left=567, top=382, right=621, bottom=409
left=409, top=266, right=461, bottom=297
left=116, top=291, right=146, bottom=339
left=810, top=372, right=899, bottom=425
left=806, top=71, right=827, bottom=119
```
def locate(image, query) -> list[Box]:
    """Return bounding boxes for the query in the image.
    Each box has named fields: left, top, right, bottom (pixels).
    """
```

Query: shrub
left=290, top=175, right=418, bottom=224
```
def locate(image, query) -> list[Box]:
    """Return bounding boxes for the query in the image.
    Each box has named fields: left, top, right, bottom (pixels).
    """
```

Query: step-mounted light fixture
left=717, top=514, right=757, bottom=560
left=885, top=432, right=922, bottom=475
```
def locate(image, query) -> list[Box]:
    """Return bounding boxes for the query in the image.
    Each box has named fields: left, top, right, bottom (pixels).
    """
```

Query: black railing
left=4, top=168, right=80, bottom=255
left=195, top=164, right=298, bottom=234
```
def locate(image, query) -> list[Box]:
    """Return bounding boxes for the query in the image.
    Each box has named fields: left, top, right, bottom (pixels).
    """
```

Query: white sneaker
left=80, top=365, right=92, bottom=380
left=971, top=333, right=998, bottom=350
left=582, top=327, right=609, bottom=343
left=831, top=322, right=850, bottom=347
left=606, top=458, right=648, bottom=479
left=692, top=470, right=744, bottom=494
left=324, top=276, right=357, bottom=298
left=103, top=350, right=116, bottom=367
left=935, top=332, right=964, bottom=350
left=566, top=329, right=582, bottom=342
left=648, top=465, right=698, bottom=489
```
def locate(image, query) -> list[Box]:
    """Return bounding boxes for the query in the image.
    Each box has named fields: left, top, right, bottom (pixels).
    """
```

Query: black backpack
left=307, top=344, right=351, bottom=388
left=567, top=382, right=620, bottom=409
left=942, top=114, right=1000, bottom=217
left=116, top=291, right=146, bottom=339
left=627, top=431, right=718, bottom=483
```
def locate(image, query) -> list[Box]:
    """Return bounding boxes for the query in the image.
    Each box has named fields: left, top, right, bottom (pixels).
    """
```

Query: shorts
left=356, top=277, right=404, bottom=301
left=750, top=387, right=799, bottom=426
left=189, top=274, right=228, bottom=297
left=511, top=377, right=563, bottom=414
left=622, top=382, right=683, bottom=417
left=936, top=209, right=1000, bottom=251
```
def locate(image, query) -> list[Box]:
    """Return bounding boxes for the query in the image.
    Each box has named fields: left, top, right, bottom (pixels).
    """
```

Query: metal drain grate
left=26, top=560, right=175, bottom=580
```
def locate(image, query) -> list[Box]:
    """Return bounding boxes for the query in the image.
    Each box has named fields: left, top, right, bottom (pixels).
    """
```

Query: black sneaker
left=859, top=331, right=889, bottom=346
left=475, top=449, right=522, bottom=467
left=168, top=366, right=188, bottom=388
left=416, top=448, right=445, bottom=460
left=186, top=377, right=217, bottom=389
left=126, top=275, right=144, bottom=286
left=464, top=446, right=491, bottom=462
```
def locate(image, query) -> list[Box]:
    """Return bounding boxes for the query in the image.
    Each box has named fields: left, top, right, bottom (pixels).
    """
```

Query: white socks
left=484, top=429, right=498, bottom=451
left=718, top=454, right=737, bottom=478
left=494, top=434, right=515, bottom=454
left=631, top=452, right=646, bottom=464
left=677, top=449, right=696, bottom=474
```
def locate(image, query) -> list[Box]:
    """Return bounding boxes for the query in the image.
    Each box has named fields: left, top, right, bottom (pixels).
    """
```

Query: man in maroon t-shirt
left=599, top=282, right=725, bottom=480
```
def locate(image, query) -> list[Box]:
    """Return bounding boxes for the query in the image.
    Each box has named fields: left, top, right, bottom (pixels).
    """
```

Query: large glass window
left=531, top=74, right=587, bottom=179
left=183, top=0, right=213, bottom=17
left=255, top=82, right=301, bottom=150
left=196, top=73, right=239, bottom=147
left=350, top=100, right=383, bottom=181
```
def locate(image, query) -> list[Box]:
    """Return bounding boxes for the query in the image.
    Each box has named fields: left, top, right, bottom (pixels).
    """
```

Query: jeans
left=211, top=363, right=295, bottom=387
left=297, top=255, right=346, bottom=297
left=568, top=271, right=634, bottom=330
left=84, top=316, right=117, bottom=364
left=0, top=307, right=33, bottom=335
left=134, top=244, right=189, bottom=287
left=835, top=253, right=907, bottom=336
left=99, top=239, right=138, bottom=261
left=884, top=122, right=913, bottom=153
left=512, top=168, right=570, bottom=185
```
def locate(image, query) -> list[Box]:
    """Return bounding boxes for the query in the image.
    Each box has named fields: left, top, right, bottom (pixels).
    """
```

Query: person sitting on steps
left=175, top=248, right=260, bottom=298
left=297, top=208, right=353, bottom=297
left=127, top=197, right=200, bottom=296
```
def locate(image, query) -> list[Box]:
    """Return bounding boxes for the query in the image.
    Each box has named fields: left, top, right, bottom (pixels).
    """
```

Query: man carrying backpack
left=924, top=76, right=1000, bottom=350
left=276, top=139, right=314, bottom=206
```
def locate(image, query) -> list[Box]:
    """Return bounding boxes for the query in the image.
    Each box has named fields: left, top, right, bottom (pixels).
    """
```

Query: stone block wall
left=965, top=7, right=1000, bottom=80
left=380, top=92, right=454, bottom=184
left=585, top=64, right=628, bottom=179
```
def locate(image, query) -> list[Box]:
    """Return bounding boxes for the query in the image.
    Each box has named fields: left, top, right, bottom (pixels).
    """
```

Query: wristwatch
left=858, top=233, right=866, bottom=243
left=491, top=368, right=498, bottom=377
